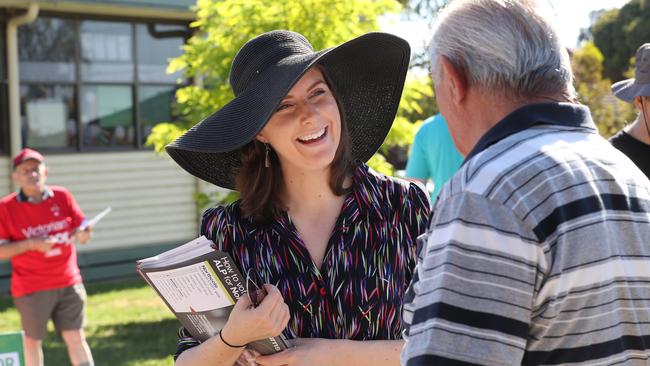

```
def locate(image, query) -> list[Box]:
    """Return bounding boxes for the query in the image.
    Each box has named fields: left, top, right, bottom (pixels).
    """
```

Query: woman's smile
left=297, top=126, right=328, bottom=145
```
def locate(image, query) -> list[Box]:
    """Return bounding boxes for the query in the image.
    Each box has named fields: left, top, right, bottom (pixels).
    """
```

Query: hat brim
left=612, top=78, right=650, bottom=102
left=166, top=32, right=410, bottom=189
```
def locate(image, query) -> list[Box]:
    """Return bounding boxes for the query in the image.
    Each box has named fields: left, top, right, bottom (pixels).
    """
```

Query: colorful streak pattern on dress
left=174, top=163, right=430, bottom=358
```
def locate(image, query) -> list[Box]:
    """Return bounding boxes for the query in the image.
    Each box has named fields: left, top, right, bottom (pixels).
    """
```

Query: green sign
left=0, top=331, right=24, bottom=366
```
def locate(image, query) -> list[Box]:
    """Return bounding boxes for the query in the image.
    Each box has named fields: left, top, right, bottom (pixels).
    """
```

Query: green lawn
left=0, top=278, right=180, bottom=365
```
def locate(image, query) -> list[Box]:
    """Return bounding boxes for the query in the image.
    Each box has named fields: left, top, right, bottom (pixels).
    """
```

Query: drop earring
left=264, top=143, right=271, bottom=168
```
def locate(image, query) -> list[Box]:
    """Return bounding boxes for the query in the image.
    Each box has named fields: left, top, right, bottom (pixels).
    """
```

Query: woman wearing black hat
left=170, top=30, right=430, bottom=366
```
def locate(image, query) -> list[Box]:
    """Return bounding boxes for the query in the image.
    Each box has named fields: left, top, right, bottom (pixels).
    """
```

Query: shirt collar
left=463, top=102, right=597, bottom=165
left=17, top=186, right=54, bottom=203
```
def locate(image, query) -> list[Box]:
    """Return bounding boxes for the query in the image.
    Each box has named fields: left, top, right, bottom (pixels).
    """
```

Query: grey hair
left=429, top=0, right=576, bottom=101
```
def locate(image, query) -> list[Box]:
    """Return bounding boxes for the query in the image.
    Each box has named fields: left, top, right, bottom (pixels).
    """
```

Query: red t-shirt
left=0, top=186, right=85, bottom=297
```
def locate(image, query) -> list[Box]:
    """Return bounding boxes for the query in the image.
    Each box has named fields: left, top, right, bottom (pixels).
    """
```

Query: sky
left=381, top=0, right=630, bottom=54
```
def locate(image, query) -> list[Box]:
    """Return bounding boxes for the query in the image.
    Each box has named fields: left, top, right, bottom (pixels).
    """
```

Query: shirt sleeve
left=401, top=182, right=432, bottom=288
left=174, top=326, right=201, bottom=361
left=401, top=192, right=544, bottom=366
left=405, top=127, right=431, bottom=180
left=200, top=205, right=233, bottom=252
left=404, top=182, right=431, bottom=239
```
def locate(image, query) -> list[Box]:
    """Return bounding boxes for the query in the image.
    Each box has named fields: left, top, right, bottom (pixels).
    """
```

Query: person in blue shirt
left=405, top=113, right=464, bottom=200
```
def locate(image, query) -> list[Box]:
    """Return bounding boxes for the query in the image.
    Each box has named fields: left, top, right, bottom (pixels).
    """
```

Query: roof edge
left=2, top=0, right=196, bottom=21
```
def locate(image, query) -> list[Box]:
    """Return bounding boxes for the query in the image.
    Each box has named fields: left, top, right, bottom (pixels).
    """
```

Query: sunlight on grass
left=0, top=278, right=180, bottom=365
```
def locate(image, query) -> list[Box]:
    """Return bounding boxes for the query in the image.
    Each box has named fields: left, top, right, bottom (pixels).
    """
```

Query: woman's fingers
left=269, top=302, right=290, bottom=331
left=246, top=284, right=288, bottom=337
left=225, top=284, right=289, bottom=343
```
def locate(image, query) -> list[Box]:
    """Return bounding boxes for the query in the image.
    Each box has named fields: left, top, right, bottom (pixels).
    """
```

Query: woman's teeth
left=297, top=127, right=326, bottom=142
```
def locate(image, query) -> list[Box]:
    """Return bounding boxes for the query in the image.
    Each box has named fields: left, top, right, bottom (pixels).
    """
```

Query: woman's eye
left=311, top=89, right=326, bottom=98
left=276, top=103, right=291, bottom=112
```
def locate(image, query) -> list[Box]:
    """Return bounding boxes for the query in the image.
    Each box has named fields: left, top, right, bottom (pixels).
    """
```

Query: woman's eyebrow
left=284, top=80, right=326, bottom=99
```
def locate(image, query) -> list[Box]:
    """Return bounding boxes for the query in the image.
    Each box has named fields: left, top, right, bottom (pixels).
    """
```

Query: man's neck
left=460, top=92, right=569, bottom=155
left=625, top=116, right=650, bottom=145
left=19, top=187, right=48, bottom=203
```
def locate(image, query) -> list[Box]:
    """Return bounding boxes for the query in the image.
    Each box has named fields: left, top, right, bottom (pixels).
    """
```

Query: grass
left=0, top=278, right=180, bottom=365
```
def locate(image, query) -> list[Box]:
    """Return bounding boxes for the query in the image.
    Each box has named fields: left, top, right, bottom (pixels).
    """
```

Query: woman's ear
left=255, top=134, right=268, bottom=144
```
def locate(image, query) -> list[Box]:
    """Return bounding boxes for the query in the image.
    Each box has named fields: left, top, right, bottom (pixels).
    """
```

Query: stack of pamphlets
left=136, top=236, right=291, bottom=355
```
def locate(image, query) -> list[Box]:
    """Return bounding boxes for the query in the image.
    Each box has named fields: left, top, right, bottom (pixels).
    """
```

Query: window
left=19, top=17, right=76, bottom=82
left=81, top=85, right=133, bottom=147
left=18, top=16, right=187, bottom=152
left=139, top=85, right=177, bottom=145
left=80, top=21, right=133, bottom=82
left=21, top=84, right=77, bottom=149
left=137, top=24, right=184, bottom=83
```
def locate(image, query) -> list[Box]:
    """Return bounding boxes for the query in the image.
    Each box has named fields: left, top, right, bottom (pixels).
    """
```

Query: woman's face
left=256, top=67, right=341, bottom=174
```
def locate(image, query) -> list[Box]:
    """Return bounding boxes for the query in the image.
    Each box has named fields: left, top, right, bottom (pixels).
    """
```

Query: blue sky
left=382, top=0, right=630, bottom=52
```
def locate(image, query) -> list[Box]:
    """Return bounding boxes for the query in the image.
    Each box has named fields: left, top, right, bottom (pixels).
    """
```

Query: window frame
left=17, top=11, right=190, bottom=153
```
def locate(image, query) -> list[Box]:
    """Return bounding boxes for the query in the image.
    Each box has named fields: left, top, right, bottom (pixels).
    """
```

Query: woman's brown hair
left=235, top=67, right=354, bottom=223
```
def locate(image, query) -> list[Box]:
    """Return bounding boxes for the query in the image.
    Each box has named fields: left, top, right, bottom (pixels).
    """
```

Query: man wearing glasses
left=0, top=148, right=94, bottom=366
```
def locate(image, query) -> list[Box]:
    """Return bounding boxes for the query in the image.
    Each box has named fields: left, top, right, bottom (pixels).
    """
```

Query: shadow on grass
left=0, top=294, right=14, bottom=313
left=43, top=318, right=179, bottom=365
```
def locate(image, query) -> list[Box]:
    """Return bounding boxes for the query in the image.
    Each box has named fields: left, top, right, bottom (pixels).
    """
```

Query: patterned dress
left=175, top=162, right=430, bottom=359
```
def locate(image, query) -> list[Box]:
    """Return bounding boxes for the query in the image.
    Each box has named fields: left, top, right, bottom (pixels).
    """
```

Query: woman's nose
left=298, top=102, right=319, bottom=125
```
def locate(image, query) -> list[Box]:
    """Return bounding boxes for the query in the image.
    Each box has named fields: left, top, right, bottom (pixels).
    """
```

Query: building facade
left=0, top=0, right=201, bottom=292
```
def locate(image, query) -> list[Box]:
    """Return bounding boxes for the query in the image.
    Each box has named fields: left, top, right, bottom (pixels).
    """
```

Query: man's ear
left=634, top=96, right=644, bottom=110
left=440, top=56, right=468, bottom=104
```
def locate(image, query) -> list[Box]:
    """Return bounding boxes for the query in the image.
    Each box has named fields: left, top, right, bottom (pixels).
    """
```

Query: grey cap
left=612, top=43, right=650, bottom=102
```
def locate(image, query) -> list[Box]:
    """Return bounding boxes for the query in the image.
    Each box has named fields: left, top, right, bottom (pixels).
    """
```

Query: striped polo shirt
left=401, top=103, right=650, bottom=365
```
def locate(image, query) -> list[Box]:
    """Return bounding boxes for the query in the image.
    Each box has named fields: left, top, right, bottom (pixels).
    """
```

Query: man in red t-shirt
left=0, top=148, right=94, bottom=366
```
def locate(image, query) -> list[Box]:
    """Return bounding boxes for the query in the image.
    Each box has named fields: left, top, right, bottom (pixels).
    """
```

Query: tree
left=397, top=0, right=446, bottom=19
left=394, top=0, right=448, bottom=70
left=592, top=0, right=650, bottom=80
left=572, top=42, right=636, bottom=137
left=379, top=75, right=437, bottom=171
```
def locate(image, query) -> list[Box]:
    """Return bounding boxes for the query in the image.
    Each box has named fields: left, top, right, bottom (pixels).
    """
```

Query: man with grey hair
left=401, top=0, right=650, bottom=365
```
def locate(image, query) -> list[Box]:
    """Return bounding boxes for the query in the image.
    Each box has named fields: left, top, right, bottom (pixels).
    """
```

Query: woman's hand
left=254, top=338, right=336, bottom=366
left=221, top=284, right=290, bottom=347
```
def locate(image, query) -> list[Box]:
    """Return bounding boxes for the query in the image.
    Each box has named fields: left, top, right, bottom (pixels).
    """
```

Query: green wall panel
left=0, top=242, right=179, bottom=295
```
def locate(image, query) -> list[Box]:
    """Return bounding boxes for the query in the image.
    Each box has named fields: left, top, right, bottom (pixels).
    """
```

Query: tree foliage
left=397, top=0, right=447, bottom=20
left=377, top=75, right=436, bottom=170
left=572, top=42, right=636, bottom=137
left=591, top=0, right=650, bottom=80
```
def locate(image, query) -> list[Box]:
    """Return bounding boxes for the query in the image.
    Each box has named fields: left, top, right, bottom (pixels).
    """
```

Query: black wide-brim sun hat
left=166, top=30, right=410, bottom=189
